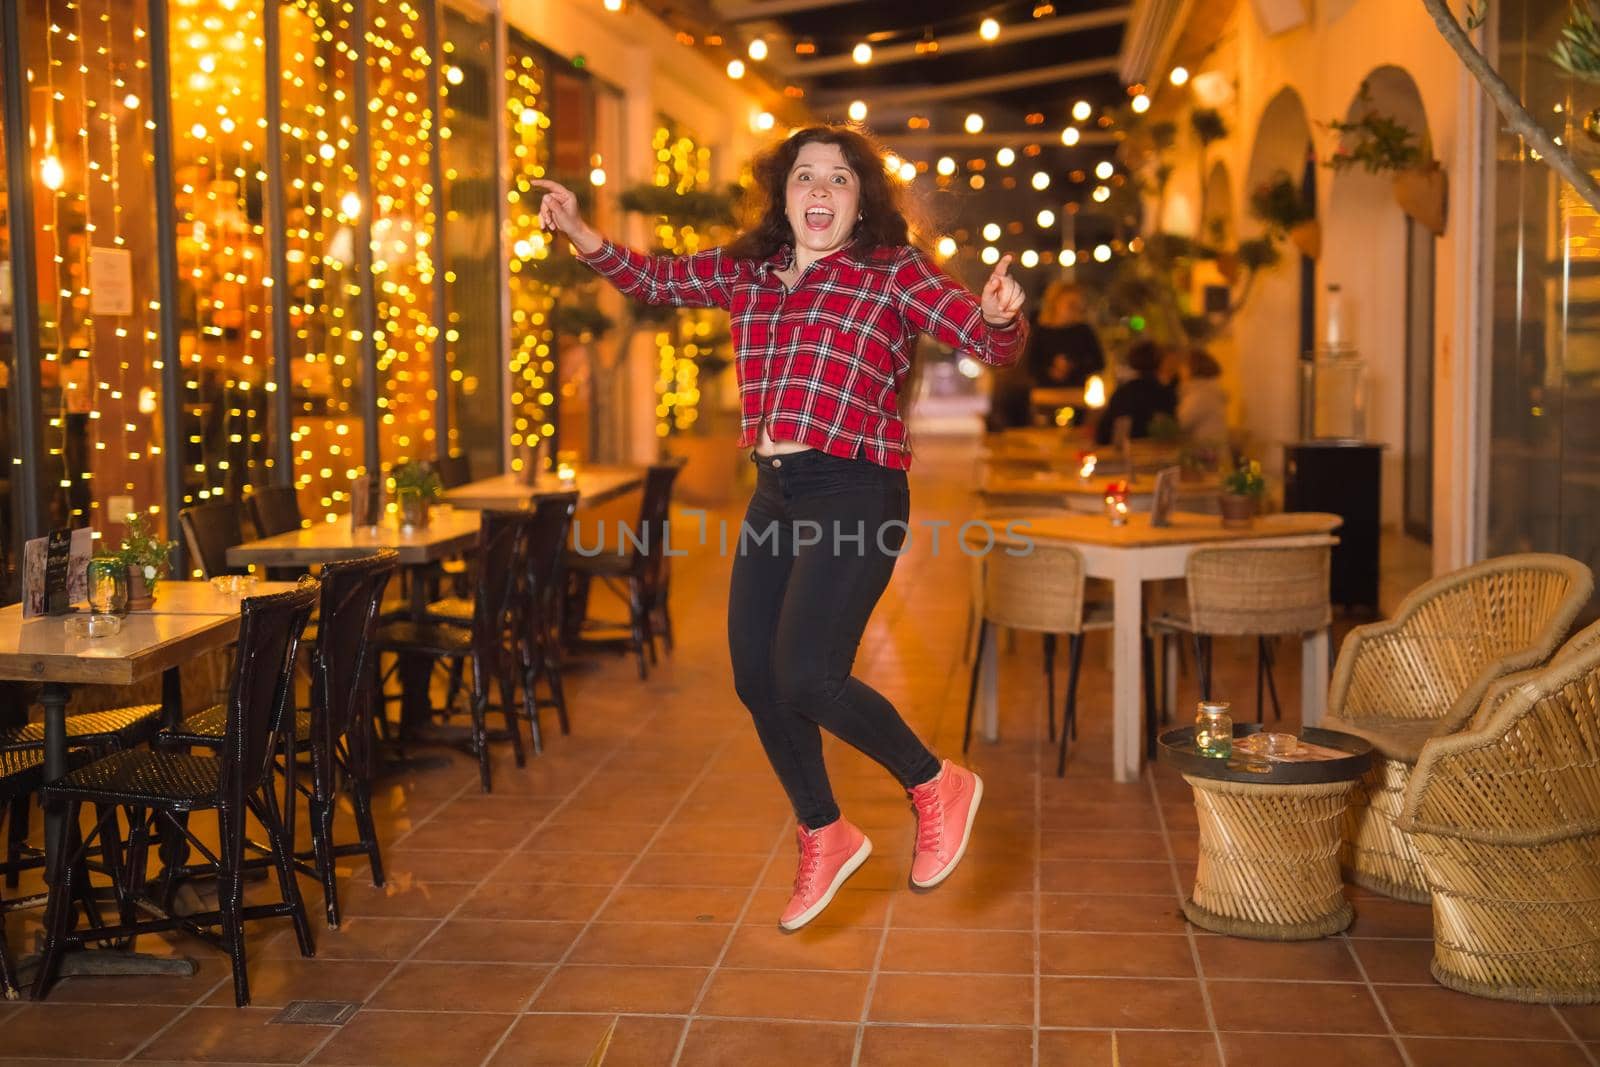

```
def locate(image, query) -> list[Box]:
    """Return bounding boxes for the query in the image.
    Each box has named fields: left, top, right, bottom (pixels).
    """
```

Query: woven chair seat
left=42, top=749, right=221, bottom=809
left=0, top=748, right=45, bottom=796
left=1082, top=602, right=1115, bottom=631
left=0, top=704, right=163, bottom=754
left=1321, top=714, right=1442, bottom=764
left=374, top=620, right=471, bottom=656
left=564, top=549, right=632, bottom=576
left=162, top=705, right=312, bottom=748
left=423, top=597, right=474, bottom=623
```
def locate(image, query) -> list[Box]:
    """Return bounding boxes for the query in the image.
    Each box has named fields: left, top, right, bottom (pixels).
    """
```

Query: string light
left=753, top=110, right=775, bottom=131
left=936, top=155, right=956, bottom=176
left=1131, top=93, right=1151, bottom=113
left=1031, top=171, right=1050, bottom=190
left=848, top=99, right=867, bottom=122
left=1095, top=160, right=1114, bottom=179
left=506, top=37, right=556, bottom=467
left=1036, top=208, right=1056, bottom=228
left=964, top=112, right=984, bottom=134
left=1060, top=248, right=1077, bottom=266
left=747, top=37, right=767, bottom=60
left=1019, top=249, right=1039, bottom=268
left=935, top=236, right=956, bottom=258
left=980, top=246, right=1000, bottom=265
left=1060, top=127, right=1080, bottom=146
left=995, top=147, right=1015, bottom=166
left=726, top=58, right=745, bottom=79
left=1072, top=100, right=1092, bottom=121
left=1170, top=66, right=1189, bottom=86
left=979, top=18, right=1000, bottom=41
left=647, top=121, right=715, bottom=437
left=1093, top=243, right=1112, bottom=262
left=1092, top=184, right=1110, bottom=201
left=982, top=223, right=1001, bottom=241
left=968, top=174, right=985, bottom=189
left=852, top=42, right=872, bottom=64
left=603, top=0, right=623, bottom=10
left=898, top=160, right=916, bottom=182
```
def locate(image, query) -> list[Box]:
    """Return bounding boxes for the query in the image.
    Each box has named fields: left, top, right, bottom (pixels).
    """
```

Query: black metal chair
left=376, top=511, right=526, bottom=792
left=434, top=451, right=472, bottom=490
left=30, top=583, right=320, bottom=1007
left=245, top=485, right=303, bottom=538
left=178, top=500, right=249, bottom=579
left=0, top=748, right=48, bottom=999
left=518, top=493, right=577, bottom=752
left=565, top=463, right=681, bottom=679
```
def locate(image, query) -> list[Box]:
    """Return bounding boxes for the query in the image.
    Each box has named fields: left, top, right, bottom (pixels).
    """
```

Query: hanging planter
left=1250, top=171, right=1317, bottom=258
left=1288, top=219, right=1322, bottom=260
left=1393, top=161, right=1448, bottom=236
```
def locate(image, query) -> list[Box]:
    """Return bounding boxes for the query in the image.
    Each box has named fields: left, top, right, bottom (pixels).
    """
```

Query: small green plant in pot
left=1220, top=459, right=1267, bottom=528
left=118, top=511, right=176, bottom=609
left=392, top=461, right=442, bottom=530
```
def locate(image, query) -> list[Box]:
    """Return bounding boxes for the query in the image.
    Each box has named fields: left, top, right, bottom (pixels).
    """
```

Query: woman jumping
left=534, top=124, right=1025, bottom=931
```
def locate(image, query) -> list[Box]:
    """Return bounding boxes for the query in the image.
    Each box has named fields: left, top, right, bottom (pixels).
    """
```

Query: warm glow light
left=969, top=174, right=985, bottom=189
left=1085, top=375, right=1107, bottom=407
left=936, top=155, right=956, bottom=176
left=898, top=161, right=917, bottom=182
left=1037, top=208, right=1056, bottom=228
left=1072, top=100, right=1092, bottom=122
left=1170, top=66, right=1190, bottom=86
left=445, top=65, right=464, bottom=85
left=341, top=191, right=362, bottom=218
left=884, top=152, right=901, bottom=173
left=748, top=37, right=768, bottom=61
left=965, top=112, right=984, bottom=134
left=1061, top=248, right=1078, bottom=266
left=848, top=99, right=868, bottom=122
left=982, top=222, right=1002, bottom=242
left=979, top=17, right=1001, bottom=40
left=1031, top=171, right=1050, bottom=190
left=996, top=146, right=1015, bottom=166
left=1095, top=160, right=1114, bottom=179
left=122, top=93, right=140, bottom=109
left=590, top=167, right=607, bottom=186
left=1131, top=93, right=1151, bottom=113
left=1092, top=184, right=1111, bottom=202
left=39, top=155, right=64, bottom=191
left=726, top=59, right=746, bottom=79
left=981, top=245, right=1000, bottom=266
left=1060, top=127, right=1080, bottom=146
left=1093, top=243, right=1112, bottom=262
left=1020, top=249, right=1039, bottom=268
left=853, top=42, right=873, bottom=64
left=936, top=235, right=958, bottom=258
left=754, top=110, right=775, bottom=131
left=603, top=0, right=624, bottom=9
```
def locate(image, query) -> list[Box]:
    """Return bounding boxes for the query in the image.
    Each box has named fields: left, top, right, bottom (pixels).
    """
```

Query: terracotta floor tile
left=133, top=1007, right=332, bottom=1063
left=366, top=961, right=549, bottom=1012
left=598, top=885, right=751, bottom=924
left=413, top=919, right=583, bottom=963
left=394, top=818, right=528, bottom=853
left=1343, top=898, right=1433, bottom=939
left=1036, top=1030, right=1114, bottom=1066
left=1040, top=830, right=1169, bottom=861
left=43, top=954, right=229, bottom=1006
left=309, top=1009, right=514, bottom=1066
left=567, top=921, right=732, bottom=967
left=743, top=887, right=892, bottom=928
left=1039, top=858, right=1176, bottom=895
left=720, top=924, right=883, bottom=971
left=892, top=889, right=1034, bottom=931
left=859, top=1024, right=1033, bottom=1066
left=880, top=928, right=1035, bottom=974
left=329, top=876, right=460, bottom=920
left=1041, top=801, right=1162, bottom=831
left=1039, top=932, right=1196, bottom=978
left=201, top=958, right=395, bottom=1008
left=868, top=973, right=1034, bottom=1026
left=1403, top=1038, right=1591, bottom=1066
left=1043, top=1030, right=1222, bottom=1067
left=487, top=850, right=634, bottom=885
left=1377, top=985, right=1569, bottom=1039
left=677, top=1019, right=855, bottom=1066
left=1219, top=1033, right=1406, bottom=1066
left=626, top=851, right=769, bottom=887
left=1347, top=937, right=1437, bottom=984
left=532, top=964, right=710, bottom=1014
left=1039, top=976, right=1206, bottom=1030
left=698, top=968, right=870, bottom=1021
left=458, top=881, right=611, bottom=922
left=522, top=820, right=661, bottom=852
left=0, top=1004, right=183, bottom=1059
left=263, top=916, right=434, bottom=961
left=1040, top=893, right=1189, bottom=933
left=487, top=1014, right=685, bottom=1067
left=1561, top=1003, right=1600, bottom=1041
left=1209, top=980, right=1387, bottom=1034
left=1194, top=935, right=1364, bottom=982
left=648, top=821, right=781, bottom=854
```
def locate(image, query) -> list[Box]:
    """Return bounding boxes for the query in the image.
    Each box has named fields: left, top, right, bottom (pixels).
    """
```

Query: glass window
left=504, top=28, right=554, bottom=476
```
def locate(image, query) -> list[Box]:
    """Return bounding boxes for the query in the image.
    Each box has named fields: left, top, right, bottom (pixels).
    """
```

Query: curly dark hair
left=725, top=125, right=911, bottom=261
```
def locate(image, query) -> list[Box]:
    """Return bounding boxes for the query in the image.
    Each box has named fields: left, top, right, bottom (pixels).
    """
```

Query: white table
left=974, top=511, right=1344, bottom=782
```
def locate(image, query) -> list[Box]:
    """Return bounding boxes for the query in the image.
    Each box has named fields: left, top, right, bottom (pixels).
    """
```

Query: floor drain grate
left=272, top=1000, right=360, bottom=1026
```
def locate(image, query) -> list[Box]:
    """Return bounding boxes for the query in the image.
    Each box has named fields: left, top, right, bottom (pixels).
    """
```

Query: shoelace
left=911, top=784, right=944, bottom=854
left=793, top=830, right=823, bottom=894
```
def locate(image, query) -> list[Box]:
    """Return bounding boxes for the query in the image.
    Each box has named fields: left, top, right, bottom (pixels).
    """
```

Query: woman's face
left=785, top=141, right=861, bottom=258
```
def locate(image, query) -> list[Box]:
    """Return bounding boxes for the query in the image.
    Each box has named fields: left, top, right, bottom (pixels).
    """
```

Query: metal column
left=147, top=0, right=188, bottom=571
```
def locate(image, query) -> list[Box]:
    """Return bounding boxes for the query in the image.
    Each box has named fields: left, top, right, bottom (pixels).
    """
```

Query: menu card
left=24, top=528, right=93, bottom=618
left=350, top=474, right=381, bottom=531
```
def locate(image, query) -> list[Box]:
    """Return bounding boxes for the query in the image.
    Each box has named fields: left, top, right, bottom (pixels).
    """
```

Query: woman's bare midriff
left=755, top=423, right=812, bottom=456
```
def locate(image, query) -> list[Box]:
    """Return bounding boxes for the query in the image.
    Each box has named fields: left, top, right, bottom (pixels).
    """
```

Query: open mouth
left=803, top=206, right=834, bottom=232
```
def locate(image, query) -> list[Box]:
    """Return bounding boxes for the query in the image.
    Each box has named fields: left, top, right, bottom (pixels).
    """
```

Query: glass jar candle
left=1194, top=701, right=1233, bottom=758
left=1103, top=482, right=1130, bottom=526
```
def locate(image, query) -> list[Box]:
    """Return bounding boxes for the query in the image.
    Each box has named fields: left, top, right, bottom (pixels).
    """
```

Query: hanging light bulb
left=1093, top=243, right=1112, bottom=262
left=1061, top=127, right=1080, bottom=146
left=748, top=38, right=768, bottom=61
left=1020, top=249, right=1040, bottom=268
left=852, top=42, right=873, bottom=64
left=1072, top=100, right=1093, bottom=122
left=1131, top=93, right=1151, bottom=113
left=1085, top=374, right=1107, bottom=407
left=899, top=161, right=917, bottom=182
left=39, top=155, right=64, bottom=191
left=848, top=99, right=868, bottom=122
left=996, top=146, right=1015, bottom=166
left=1095, top=160, right=1114, bottom=179
left=1092, top=184, right=1111, bottom=202
left=936, top=156, right=956, bottom=176
left=979, top=17, right=1000, bottom=41
left=965, top=112, right=984, bottom=134
left=936, top=236, right=957, bottom=258
left=982, top=222, right=1002, bottom=242
left=726, top=59, right=746, bottom=79
left=1170, top=66, right=1190, bottom=86
left=1061, top=248, right=1078, bottom=266
left=590, top=166, right=608, bottom=186
left=1036, top=208, right=1056, bottom=228
left=981, top=246, right=1000, bottom=265
left=1031, top=171, right=1050, bottom=190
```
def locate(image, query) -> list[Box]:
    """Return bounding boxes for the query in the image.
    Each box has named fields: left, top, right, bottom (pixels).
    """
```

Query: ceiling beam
left=788, top=7, right=1132, bottom=75
left=881, top=130, right=1119, bottom=149
left=715, top=0, right=871, bottom=20
left=813, top=57, right=1122, bottom=107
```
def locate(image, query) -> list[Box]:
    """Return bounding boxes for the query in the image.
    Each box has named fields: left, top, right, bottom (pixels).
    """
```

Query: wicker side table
left=1160, top=725, right=1373, bottom=941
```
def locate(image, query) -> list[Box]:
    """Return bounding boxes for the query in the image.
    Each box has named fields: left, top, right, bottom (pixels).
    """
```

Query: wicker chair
left=1148, top=541, right=1336, bottom=726
left=1398, top=637, right=1600, bottom=1002
left=1324, top=554, right=1593, bottom=903
left=961, top=532, right=1113, bottom=776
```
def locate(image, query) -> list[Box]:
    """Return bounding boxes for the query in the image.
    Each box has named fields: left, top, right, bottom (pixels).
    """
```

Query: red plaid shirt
left=576, top=239, right=1026, bottom=469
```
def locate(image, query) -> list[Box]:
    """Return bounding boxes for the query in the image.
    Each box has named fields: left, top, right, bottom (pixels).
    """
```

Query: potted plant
left=117, top=511, right=175, bottom=610
left=1249, top=171, right=1319, bottom=259
left=1323, top=87, right=1447, bottom=236
left=1220, top=458, right=1267, bottom=528
left=391, top=461, right=442, bottom=530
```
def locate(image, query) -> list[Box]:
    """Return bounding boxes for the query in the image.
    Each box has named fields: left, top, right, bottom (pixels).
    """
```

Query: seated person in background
left=1028, top=281, right=1106, bottom=388
left=1177, top=348, right=1229, bottom=446
left=1094, top=340, right=1176, bottom=445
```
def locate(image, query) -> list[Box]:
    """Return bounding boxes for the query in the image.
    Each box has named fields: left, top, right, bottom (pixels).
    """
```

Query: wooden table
left=981, top=471, right=1223, bottom=514
left=224, top=509, right=481, bottom=570
left=127, top=580, right=302, bottom=615
left=974, top=511, right=1343, bottom=781
left=442, top=465, right=646, bottom=511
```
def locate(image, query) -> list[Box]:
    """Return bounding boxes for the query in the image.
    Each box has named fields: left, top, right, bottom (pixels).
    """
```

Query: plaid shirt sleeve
left=574, top=237, right=737, bottom=310
left=890, top=246, right=1026, bottom=366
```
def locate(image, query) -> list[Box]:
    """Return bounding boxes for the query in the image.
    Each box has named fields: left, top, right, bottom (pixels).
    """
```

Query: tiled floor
left=3, top=437, right=1593, bottom=1066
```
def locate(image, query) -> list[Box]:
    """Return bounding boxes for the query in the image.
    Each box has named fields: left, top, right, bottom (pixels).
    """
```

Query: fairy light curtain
left=504, top=27, right=555, bottom=474
left=25, top=0, right=166, bottom=531
left=650, top=117, right=715, bottom=438
left=0, top=38, right=13, bottom=593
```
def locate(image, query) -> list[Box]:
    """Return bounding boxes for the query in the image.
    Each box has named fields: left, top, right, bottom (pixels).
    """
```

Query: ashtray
left=1236, top=732, right=1299, bottom=757
left=210, top=575, right=258, bottom=596
left=65, top=614, right=122, bottom=639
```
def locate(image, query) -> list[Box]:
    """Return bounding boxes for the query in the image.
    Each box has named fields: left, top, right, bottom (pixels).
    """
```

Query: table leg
left=1300, top=627, right=1329, bottom=727
left=39, top=683, right=71, bottom=883
left=1112, top=575, right=1144, bottom=783
left=979, top=626, right=999, bottom=743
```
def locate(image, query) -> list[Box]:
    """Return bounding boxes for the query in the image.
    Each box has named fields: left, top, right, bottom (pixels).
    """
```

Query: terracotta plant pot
left=126, top=567, right=153, bottom=611
left=1393, top=162, right=1447, bottom=236
left=1288, top=219, right=1321, bottom=260
left=1219, top=493, right=1257, bottom=529
left=1214, top=250, right=1241, bottom=285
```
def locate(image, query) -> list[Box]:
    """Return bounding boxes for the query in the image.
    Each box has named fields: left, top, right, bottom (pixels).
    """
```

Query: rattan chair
left=961, top=533, right=1113, bottom=776
left=1398, top=637, right=1600, bottom=1002
left=1147, top=541, right=1336, bottom=725
left=1324, top=553, right=1593, bottom=903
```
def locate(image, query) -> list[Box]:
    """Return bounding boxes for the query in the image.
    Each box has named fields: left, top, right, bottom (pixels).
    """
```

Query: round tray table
left=1158, top=724, right=1374, bottom=940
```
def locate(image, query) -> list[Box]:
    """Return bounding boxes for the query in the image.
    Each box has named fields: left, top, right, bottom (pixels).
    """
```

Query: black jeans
left=728, top=449, right=942, bottom=830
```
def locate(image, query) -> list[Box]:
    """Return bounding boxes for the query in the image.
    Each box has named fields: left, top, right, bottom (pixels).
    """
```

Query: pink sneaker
left=779, top=818, right=872, bottom=931
left=908, top=760, right=984, bottom=888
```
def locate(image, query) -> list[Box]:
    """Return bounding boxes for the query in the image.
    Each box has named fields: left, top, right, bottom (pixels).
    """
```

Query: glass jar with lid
left=1195, top=701, right=1233, bottom=758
